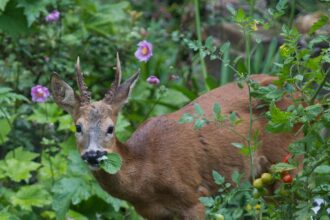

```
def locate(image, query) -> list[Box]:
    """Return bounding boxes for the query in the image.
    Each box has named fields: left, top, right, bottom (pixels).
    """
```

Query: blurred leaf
left=0, top=118, right=11, bottom=144
left=231, top=143, right=243, bottom=149
left=270, top=162, right=296, bottom=173
left=199, top=197, right=214, bottom=207
left=179, top=113, right=194, bottom=124
left=266, top=102, right=294, bottom=133
left=17, top=0, right=47, bottom=26
left=314, top=165, right=330, bottom=174
left=194, top=103, right=204, bottom=116
left=11, top=184, right=51, bottom=211
left=0, top=0, right=9, bottom=11
left=0, top=0, right=29, bottom=37
left=308, top=15, right=329, bottom=34
left=194, top=118, right=206, bottom=129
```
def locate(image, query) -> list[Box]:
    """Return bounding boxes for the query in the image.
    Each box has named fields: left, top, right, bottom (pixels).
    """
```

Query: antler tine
left=76, top=57, right=91, bottom=105
left=104, top=53, right=122, bottom=103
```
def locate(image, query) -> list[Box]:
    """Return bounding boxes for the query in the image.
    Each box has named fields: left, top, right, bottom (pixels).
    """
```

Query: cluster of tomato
left=281, top=154, right=293, bottom=184
left=252, top=172, right=273, bottom=198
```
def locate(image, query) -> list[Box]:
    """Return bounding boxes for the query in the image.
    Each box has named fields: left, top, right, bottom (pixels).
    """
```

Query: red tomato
left=282, top=174, right=293, bottom=183
left=283, top=154, right=292, bottom=163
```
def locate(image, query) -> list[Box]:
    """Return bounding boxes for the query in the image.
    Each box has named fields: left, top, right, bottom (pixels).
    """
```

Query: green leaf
left=314, top=165, right=330, bottom=174
left=231, top=171, right=241, bottom=185
left=193, top=103, right=204, bottom=116
left=11, top=184, right=51, bottom=211
left=308, top=15, right=329, bottom=34
left=270, top=162, right=296, bottom=173
left=194, top=118, right=206, bottom=129
left=100, top=153, right=122, bottom=174
left=213, top=103, right=221, bottom=115
left=199, top=197, right=214, bottom=207
left=219, top=41, right=231, bottom=54
left=0, top=0, right=9, bottom=11
left=52, top=177, right=91, bottom=220
left=266, top=102, right=294, bottom=133
left=0, top=118, right=11, bottom=144
left=178, top=113, right=194, bottom=124
left=5, top=158, right=40, bottom=182
left=17, top=0, right=48, bottom=26
left=0, top=0, right=29, bottom=37
left=304, top=104, right=323, bottom=121
left=212, top=170, right=225, bottom=185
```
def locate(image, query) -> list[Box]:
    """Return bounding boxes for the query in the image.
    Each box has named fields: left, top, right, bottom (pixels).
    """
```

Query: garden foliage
left=0, top=0, right=329, bottom=219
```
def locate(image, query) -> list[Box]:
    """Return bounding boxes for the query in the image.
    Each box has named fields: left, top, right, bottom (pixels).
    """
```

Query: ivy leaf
left=99, top=153, right=122, bottom=174
left=270, top=162, right=296, bottom=173
left=11, top=184, right=51, bottom=211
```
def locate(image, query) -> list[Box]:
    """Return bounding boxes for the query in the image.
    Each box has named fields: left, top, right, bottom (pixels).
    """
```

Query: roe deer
left=51, top=54, right=299, bottom=219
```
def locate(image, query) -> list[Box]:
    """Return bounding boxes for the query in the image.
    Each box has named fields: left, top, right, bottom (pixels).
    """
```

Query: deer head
left=51, top=54, right=139, bottom=168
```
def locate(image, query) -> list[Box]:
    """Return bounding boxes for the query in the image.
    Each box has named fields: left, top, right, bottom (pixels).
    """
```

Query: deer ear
left=51, top=73, right=80, bottom=115
left=110, top=70, right=140, bottom=114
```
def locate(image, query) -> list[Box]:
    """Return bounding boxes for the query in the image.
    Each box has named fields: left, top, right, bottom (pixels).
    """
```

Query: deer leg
left=181, top=203, right=205, bottom=220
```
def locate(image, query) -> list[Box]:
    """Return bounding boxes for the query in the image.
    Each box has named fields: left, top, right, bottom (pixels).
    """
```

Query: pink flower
left=45, top=10, right=60, bottom=23
left=147, top=75, right=160, bottom=85
left=134, top=40, right=153, bottom=62
left=31, top=85, right=50, bottom=103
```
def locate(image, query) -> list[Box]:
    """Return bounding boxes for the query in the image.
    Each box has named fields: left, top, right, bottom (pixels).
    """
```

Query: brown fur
left=52, top=72, right=299, bottom=219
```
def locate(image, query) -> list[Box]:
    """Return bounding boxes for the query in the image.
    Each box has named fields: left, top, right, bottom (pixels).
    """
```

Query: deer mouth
left=81, top=150, right=107, bottom=168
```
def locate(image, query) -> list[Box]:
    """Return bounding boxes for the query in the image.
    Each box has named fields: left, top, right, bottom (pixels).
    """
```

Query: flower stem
left=193, top=0, right=209, bottom=91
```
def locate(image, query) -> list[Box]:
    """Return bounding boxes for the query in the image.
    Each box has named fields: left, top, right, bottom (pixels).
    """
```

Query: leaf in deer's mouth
left=99, top=153, right=122, bottom=174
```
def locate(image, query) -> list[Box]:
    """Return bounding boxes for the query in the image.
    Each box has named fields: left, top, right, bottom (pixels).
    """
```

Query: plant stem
left=244, top=28, right=255, bottom=180
left=310, top=69, right=330, bottom=104
left=193, top=0, right=209, bottom=91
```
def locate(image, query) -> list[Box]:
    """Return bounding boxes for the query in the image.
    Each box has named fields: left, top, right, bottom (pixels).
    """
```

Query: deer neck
left=91, top=138, right=142, bottom=202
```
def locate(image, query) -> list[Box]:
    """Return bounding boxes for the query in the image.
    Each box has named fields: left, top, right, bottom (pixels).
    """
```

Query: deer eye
left=76, top=124, right=82, bottom=133
left=107, top=126, right=114, bottom=134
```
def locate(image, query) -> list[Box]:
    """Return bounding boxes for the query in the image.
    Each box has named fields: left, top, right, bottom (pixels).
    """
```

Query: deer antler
left=76, top=57, right=91, bottom=105
left=104, top=53, right=122, bottom=104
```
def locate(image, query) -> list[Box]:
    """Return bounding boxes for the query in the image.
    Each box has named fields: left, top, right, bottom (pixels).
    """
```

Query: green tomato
left=253, top=188, right=261, bottom=198
left=214, top=214, right=225, bottom=220
left=253, top=178, right=263, bottom=189
left=261, top=173, right=273, bottom=185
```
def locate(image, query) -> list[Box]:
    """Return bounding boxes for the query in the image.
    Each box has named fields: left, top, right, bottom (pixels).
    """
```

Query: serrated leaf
left=11, top=184, right=51, bottom=211
left=193, top=103, right=204, bottom=116
left=212, top=170, right=225, bottom=185
left=100, top=153, right=122, bottom=174
left=17, top=0, right=48, bottom=26
left=270, top=162, right=296, bottom=173
left=5, top=159, right=40, bottom=182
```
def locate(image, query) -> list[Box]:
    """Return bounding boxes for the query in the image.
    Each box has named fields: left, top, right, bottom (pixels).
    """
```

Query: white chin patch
left=89, top=165, right=101, bottom=171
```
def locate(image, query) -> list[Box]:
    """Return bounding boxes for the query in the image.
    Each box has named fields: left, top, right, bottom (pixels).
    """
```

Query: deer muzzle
left=81, top=150, right=108, bottom=166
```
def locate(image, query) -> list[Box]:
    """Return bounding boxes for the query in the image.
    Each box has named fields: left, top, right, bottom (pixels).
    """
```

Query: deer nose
left=81, top=150, right=107, bottom=166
